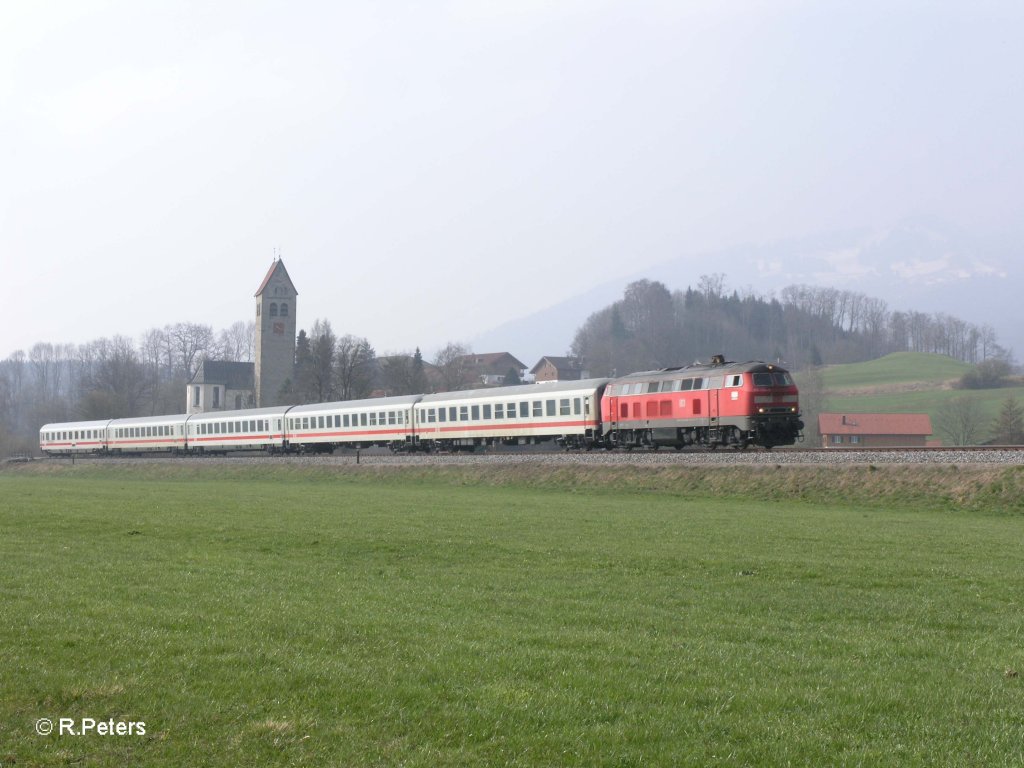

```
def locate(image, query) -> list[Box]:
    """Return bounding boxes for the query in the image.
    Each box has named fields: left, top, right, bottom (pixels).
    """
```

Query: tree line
left=570, top=276, right=1009, bottom=376
left=0, top=318, right=475, bottom=455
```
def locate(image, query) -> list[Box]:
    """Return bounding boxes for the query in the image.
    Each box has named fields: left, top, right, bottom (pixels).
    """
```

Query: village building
left=818, top=413, right=934, bottom=447
left=530, top=356, right=587, bottom=382
left=456, top=352, right=528, bottom=387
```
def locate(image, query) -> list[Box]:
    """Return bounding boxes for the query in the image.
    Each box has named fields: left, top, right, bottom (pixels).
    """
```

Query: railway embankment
left=6, top=453, right=1024, bottom=515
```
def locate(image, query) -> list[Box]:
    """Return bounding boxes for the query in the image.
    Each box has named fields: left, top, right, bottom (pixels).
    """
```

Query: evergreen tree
left=992, top=396, right=1024, bottom=444
left=410, top=347, right=429, bottom=393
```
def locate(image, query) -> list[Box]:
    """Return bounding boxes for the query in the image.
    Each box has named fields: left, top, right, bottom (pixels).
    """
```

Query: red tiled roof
left=818, top=413, right=933, bottom=435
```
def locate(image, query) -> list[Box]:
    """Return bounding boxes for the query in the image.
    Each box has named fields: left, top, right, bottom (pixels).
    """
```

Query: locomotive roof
left=418, top=377, right=611, bottom=404
left=613, top=360, right=788, bottom=381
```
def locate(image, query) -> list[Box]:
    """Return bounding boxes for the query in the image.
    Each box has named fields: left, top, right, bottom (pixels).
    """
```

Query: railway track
left=29, top=445, right=1024, bottom=467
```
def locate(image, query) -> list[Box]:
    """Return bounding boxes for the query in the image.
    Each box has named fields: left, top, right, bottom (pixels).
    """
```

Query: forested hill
left=570, top=278, right=1005, bottom=376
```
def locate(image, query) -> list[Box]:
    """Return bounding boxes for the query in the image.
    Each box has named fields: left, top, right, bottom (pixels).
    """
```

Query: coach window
left=471, top=405, right=479, bottom=420
left=560, top=399, right=571, bottom=416
left=546, top=400, right=556, bottom=417
left=519, top=402, right=528, bottom=419
left=334, top=415, right=341, bottom=428
left=389, top=412, right=396, bottom=425
left=460, top=406, right=469, bottom=422
left=532, top=401, right=542, bottom=418
left=574, top=398, right=582, bottom=415
left=483, top=404, right=492, bottom=419
left=360, top=413, right=368, bottom=427
left=449, top=407, right=457, bottom=422
left=378, top=411, right=386, bottom=426
left=494, top=404, right=504, bottom=419
left=437, top=407, right=446, bottom=423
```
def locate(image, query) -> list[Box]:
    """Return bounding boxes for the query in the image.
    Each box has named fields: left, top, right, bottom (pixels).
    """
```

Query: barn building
left=818, top=413, right=934, bottom=447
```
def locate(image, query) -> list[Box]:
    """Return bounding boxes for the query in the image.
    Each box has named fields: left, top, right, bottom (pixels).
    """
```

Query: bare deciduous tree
left=934, top=396, right=985, bottom=446
left=433, top=342, right=472, bottom=392
left=334, top=335, right=375, bottom=401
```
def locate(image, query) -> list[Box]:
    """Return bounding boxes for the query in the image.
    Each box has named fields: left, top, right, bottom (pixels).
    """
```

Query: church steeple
left=254, top=259, right=298, bottom=407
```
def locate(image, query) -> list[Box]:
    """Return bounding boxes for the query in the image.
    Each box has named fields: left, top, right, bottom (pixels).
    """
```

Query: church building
left=186, top=259, right=298, bottom=413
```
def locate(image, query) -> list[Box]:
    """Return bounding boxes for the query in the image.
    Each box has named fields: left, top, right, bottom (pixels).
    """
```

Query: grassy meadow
left=1, top=462, right=1023, bottom=766
left=817, top=352, right=1024, bottom=443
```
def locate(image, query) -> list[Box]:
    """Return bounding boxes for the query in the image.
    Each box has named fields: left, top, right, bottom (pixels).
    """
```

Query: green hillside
left=822, top=352, right=970, bottom=390
left=815, top=353, right=1023, bottom=444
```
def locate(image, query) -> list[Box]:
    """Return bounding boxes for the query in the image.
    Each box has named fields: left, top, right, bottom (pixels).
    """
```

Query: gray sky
left=3, top=0, right=1022, bottom=361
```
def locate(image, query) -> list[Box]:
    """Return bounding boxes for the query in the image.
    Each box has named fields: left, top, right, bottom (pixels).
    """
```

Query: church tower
left=254, top=259, right=298, bottom=407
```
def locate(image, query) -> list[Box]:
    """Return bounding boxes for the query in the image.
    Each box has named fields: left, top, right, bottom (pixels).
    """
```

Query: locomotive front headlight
left=758, top=407, right=765, bottom=414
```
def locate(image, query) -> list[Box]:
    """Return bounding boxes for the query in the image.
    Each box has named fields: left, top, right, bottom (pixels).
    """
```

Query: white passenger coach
left=40, top=379, right=612, bottom=456
left=413, top=379, right=609, bottom=451
left=286, top=395, right=419, bottom=453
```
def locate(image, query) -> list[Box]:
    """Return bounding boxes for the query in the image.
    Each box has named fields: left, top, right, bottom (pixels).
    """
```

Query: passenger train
left=39, top=358, right=803, bottom=456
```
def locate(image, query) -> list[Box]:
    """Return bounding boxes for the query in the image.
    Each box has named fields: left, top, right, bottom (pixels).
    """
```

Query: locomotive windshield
left=752, top=372, right=794, bottom=387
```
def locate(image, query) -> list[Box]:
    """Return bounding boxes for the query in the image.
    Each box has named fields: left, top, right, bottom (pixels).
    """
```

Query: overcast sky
left=3, top=0, right=1022, bottom=361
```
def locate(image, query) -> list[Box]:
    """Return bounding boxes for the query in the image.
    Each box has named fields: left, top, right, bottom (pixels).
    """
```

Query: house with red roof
left=818, top=413, right=934, bottom=448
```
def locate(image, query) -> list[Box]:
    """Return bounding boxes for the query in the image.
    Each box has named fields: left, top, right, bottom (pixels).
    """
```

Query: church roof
left=254, top=259, right=298, bottom=297
left=190, top=361, right=255, bottom=389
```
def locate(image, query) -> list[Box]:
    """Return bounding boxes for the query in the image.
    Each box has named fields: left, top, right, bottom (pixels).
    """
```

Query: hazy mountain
left=473, top=220, right=1021, bottom=367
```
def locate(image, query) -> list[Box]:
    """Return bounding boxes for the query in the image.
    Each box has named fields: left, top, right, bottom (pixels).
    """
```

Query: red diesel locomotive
left=602, top=356, right=803, bottom=449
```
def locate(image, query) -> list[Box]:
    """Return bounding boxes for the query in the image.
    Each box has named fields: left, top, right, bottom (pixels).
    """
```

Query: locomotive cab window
left=753, top=373, right=773, bottom=387
left=728, top=375, right=743, bottom=387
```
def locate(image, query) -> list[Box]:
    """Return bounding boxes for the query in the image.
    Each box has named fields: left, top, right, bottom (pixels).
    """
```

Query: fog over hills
left=473, top=220, right=1020, bottom=367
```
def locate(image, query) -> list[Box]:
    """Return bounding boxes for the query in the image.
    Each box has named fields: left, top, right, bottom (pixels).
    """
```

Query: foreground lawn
left=1, top=468, right=1022, bottom=766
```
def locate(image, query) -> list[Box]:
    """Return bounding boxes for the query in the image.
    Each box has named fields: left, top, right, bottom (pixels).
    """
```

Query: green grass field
left=816, top=352, right=1024, bottom=443
left=822, top=352, right=971, bottom=390
left=2, top=464, right=1023, bottom=766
